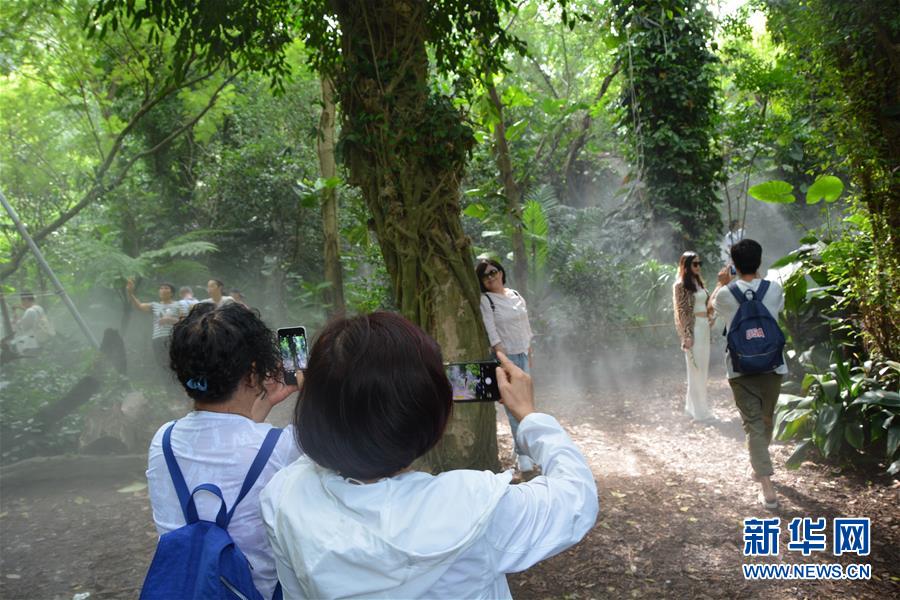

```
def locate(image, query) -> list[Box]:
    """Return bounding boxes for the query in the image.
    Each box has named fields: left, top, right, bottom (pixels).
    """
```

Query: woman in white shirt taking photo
left=476, top=258, right=536, bottom=473
left=260, top=312, right=597, bottom=599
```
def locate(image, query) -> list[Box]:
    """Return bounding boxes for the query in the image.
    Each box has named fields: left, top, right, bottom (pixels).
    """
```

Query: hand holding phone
left=277, top=326, right=309, bottom=386
left=495, top=351, right=535, bottom=422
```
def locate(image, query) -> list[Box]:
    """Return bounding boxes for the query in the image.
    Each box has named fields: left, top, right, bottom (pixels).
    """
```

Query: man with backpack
left=711, top=239, right=788, bottom=510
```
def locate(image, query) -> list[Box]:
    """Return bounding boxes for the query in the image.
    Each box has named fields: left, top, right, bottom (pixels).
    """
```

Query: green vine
left=613, top=0, right=722, bottom=256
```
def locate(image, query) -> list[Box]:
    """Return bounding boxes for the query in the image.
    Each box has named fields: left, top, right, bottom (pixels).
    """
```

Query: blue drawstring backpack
left=140, top=422, right=283, bottom=600
left=726, top=280, right=786, bottom=374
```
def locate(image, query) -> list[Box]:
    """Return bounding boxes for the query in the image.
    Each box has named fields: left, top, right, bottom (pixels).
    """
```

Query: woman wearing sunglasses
left=673, top=251, right=715, bottom=422
left=475, top=258, right=536, bottom=474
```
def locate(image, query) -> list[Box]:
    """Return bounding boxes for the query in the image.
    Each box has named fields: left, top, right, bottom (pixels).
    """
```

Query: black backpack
left=725, top=280, right=786, bottom=374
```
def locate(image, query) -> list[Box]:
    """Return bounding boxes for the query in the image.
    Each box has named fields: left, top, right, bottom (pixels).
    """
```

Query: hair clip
left=186, top=377, right=208, bottom=392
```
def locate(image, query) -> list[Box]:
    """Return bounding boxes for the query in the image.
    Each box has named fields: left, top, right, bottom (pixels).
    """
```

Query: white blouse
left=479, top=288, right=534, bottom=354
left=260, top=413, right=598, bottom=599
left=147, top=412, right=302, bottom=598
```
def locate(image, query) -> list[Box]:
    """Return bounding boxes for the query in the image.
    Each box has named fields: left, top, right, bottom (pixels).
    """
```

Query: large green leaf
left=522, top=198, right=548, bottom=274
left=814, top=403, right=844, bottom=457
left=844, top=421, right=865, bottom=449
left=887, top=424, right=900, bottom=459
left=777, top=408, right=812, bottom=441
left=748, top=180, right=796, bottom=204
left=783, top=272, right=808, bottom=314
left=463, top=203, right=489, bottom=220
left=851, top=390, right=900, bottom=408
left=141, top=241, right=218, bottom=260
left=805, top=176, right=844, bottom=204
left=785, top=439, right=813, bottom=469
left=818, top=379, right=839, bottom=401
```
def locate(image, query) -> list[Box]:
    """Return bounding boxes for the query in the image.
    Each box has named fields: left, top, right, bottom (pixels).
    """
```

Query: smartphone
left=729, top=265, right=737, bottom=276
left=277, top=326, right=309, bottom=386
left=445, top=360, right=501, bottom=402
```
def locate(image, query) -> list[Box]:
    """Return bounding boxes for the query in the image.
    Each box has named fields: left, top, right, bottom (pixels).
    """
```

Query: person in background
left=476, top=258, right=536, bottom=474
left=260, top=312, right=597, bottom=599
left=230, top=289, right=248, bottom=307
left=201, top=279, right=235, bottom=307
left=126, top=278, right=181, bottom=371
left=721, top=218, right=744, bottom=265
left=711, top=239, right=788, bottom=509
left=673, top=252, right=715, bottom=422
left=11, top=292, right=53, bottom=355
left=146, top=302, right=300, bottom=598
left=178, top=286, right=198, bottom=316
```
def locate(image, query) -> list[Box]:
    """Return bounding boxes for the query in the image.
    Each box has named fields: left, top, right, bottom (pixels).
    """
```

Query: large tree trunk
left=317, top=77, right=346, bottom=316
left=486, top=80, right=528, bottom=296
left=333, top=0, right=499, bottom=472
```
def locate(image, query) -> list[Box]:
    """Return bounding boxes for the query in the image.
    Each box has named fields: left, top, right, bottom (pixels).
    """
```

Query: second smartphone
left=277, top=326, right=308, bottom=386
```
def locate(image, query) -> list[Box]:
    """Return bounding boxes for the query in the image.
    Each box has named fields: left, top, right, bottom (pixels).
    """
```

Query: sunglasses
left=692, top=260, right=703, bottom=267
left=481, top=268, right=500, bottom=279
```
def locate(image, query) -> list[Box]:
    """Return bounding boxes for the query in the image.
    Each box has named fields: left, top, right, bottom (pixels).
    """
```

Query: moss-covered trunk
left=333, top=0, right=499, bottom=472
left=487, top=80, right=528, bottom=296
left=317, top=77, right=345, bottom=316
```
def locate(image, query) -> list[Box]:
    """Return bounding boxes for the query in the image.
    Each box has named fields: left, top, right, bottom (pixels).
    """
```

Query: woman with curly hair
left=673, top=251, right=715, bottom=422
left=145, top=302, right=300, bottom=599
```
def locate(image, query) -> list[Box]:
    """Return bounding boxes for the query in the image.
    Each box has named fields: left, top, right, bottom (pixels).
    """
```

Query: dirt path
left=1, top=365, right=898, bottom=599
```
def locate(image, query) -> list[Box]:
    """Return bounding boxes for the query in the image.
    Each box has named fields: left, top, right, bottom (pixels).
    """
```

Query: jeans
left=504, top=352, right=529, bottom=458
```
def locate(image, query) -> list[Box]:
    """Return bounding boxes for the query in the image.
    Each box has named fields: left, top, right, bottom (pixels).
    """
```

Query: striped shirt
left=151, top=302, right=181, bottom=339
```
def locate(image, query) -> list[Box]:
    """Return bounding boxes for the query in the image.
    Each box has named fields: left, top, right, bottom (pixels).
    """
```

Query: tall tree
left=765, top=0, right=900, bottom=360
left=486, top=79, right=528, bottom=296
left=0, top=0, right=237, bottom=282
left=93, top=0, right=581, bottom=470
left=317, top=77, right=346, bottom=316
left=614, top=0, right=722, bottom=258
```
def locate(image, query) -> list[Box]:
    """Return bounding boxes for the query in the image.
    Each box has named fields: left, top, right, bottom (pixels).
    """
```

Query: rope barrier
left=4, top=291, right=62, bottom=299
left=607, top=322, right=674, bottom=332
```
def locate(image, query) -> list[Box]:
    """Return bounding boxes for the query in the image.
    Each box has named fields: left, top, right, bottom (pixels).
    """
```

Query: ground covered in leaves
left=1, top=361, right=897, bottom=599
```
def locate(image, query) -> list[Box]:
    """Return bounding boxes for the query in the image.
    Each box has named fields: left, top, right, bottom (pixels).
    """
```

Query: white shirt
left=480, top=289, right=534, bottom=354
left=200, top=296, right=235, bottom=307
left=15, top=305, right=45, bottom=336
left=712, top=278, right=789, bottom=379
left=147, top=412, right=302, bottom=598
left=179, top=297, right=199, bottom=316
left=150, top=301, right=180, bottom=339
left=260, top=413, right=598, bottom=599
left=721, top=228, right=744, bottom=262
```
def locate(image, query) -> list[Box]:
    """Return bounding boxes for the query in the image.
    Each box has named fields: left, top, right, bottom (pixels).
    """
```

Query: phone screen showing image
left=446, top=360, right=501, bottom=402
left=277, top=326, right=308, bottom=386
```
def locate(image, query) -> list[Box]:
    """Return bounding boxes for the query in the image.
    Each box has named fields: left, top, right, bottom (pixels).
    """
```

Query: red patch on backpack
left=746, top=327, right=765, bottom=340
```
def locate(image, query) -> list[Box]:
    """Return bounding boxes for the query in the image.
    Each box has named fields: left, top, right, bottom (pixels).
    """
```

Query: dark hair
left=159, top=282, right=176, bottom=295
left=295, top=312, right=452, bottom=480
left=168, top=303, right=281, bottom=403
left=731, top=239, right=762, bottom=275
left=677, top=252, right=705, bottom=293
left=20, top=292, right=35, bottom=302
left=729, top=219, right=742, bottom=231
left=208, top=279, right=224, bottom=290
left=475, top=259, right=507, bottom=293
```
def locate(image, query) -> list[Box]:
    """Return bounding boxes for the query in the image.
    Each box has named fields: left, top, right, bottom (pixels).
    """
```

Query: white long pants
left=684, top=316, right=712, bottom=420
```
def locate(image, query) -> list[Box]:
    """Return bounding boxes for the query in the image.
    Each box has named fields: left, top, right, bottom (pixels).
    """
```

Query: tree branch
left=0, top=68, right=235, bottom=282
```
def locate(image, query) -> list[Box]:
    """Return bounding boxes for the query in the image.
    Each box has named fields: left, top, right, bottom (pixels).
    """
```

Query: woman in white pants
left=673, top=252, right=715, bottom=421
